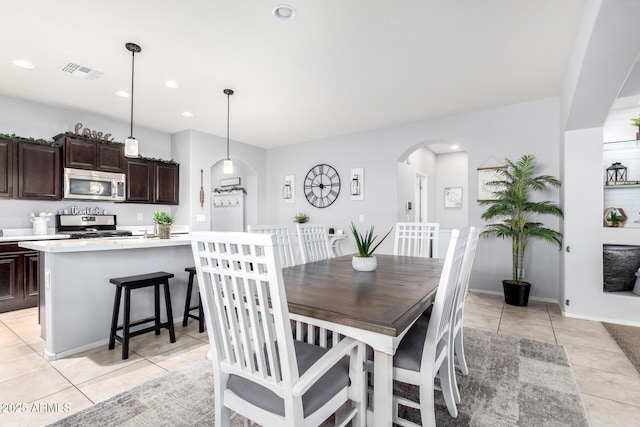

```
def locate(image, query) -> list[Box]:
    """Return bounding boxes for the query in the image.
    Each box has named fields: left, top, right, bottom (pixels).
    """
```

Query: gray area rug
left=603, top=322, right=640, bottom=375
left=49, top=328, right=589, bottom=426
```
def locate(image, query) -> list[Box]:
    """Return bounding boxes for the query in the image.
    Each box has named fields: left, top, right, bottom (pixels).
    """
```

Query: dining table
left=281, top=253, right=444, bottom=427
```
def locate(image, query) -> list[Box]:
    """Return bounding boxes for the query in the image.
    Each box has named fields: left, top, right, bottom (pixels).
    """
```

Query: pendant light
left=124, top=42, right=141, bottom=158
left=223, top=88, right=234, bottom=174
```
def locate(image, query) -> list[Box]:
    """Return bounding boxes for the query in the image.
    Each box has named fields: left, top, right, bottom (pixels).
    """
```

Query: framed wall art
left=444, top=187, right=463, bottom=208
left=220, top=177, right=241, bottom=187
left=477, top=166, right=506, bottom=201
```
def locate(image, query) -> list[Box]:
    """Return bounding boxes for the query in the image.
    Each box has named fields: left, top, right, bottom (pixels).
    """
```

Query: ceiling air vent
left=59, top=62, right=103, bottom=80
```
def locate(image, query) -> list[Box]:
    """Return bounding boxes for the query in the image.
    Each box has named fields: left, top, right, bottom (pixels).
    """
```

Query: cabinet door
left=0, top=254, right=21, bottom=313
left=18, top=142, right=62, bottom=200
left=0, top=139, right=14, bottom=198
left=24, top=252, right=39, bottom=301
left=97, top=143, right=125, bottom=173
left=64, top=137, right=96, bottom=170
left=154, top=162, right=179, bottom=204
left=126, top=158, right=153, bottom=203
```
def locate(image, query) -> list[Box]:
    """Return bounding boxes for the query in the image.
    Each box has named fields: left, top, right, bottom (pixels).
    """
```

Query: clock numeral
left=329, top=189, right=338, bottom=198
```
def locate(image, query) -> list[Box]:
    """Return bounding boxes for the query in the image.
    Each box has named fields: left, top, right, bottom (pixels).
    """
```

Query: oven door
left=63, top=168, right=126, bottom=201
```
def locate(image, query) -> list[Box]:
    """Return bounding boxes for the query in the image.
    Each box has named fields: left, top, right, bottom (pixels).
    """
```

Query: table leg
left=373, top=350, right=393, bottom=427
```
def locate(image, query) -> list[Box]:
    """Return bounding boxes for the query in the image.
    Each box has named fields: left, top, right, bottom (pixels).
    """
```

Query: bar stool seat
left=183, top=267, right=205, bottom=333
left=108, top=271, right=176, bottom=359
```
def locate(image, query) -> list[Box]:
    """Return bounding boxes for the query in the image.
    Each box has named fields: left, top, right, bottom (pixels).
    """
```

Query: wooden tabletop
left=282, top=254, right=443, bottom=337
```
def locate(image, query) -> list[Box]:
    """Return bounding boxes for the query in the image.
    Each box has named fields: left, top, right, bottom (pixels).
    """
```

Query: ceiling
left=1, top=1, right=588, bottom=149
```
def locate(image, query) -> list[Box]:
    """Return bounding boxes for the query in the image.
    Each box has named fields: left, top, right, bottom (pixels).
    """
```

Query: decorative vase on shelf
left=352, top=255, right=377, bottom=272
left=156, top=224, right=172, bottom=239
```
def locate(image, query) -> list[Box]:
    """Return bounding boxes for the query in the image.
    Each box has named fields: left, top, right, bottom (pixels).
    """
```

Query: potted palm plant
left=153, top=211, right=175, bottom=239
left=479, top=154, right=563, bottom=306
left=350, top=222, right=393, bottom=271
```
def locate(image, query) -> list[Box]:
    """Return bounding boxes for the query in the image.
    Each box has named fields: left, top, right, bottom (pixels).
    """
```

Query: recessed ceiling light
left=272, top=4, right=296, bottom=21
left=451, top=145, right=460, bottom=150
left=164, top=80, right=180, bottom=89
left=182, top=111, right=194, bottom=118
left=12, top=59, right=34, bottom=69
left=114, top=90, right=130, bottom=98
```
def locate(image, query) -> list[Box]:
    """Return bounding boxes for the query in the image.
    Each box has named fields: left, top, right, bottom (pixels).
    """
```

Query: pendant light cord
left=130, top=50, right=135, bottom=139
left=226, top=92, right=230, bottom=160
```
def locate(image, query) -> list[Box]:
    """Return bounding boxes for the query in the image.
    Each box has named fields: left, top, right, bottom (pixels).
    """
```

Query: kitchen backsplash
left=0, top=199, right=180, bottom=229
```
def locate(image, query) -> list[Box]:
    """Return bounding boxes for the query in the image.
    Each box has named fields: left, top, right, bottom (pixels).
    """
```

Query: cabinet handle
left=566, top=246, right=571, bottom=253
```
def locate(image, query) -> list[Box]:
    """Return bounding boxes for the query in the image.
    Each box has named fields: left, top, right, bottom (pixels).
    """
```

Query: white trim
left=467, top=288, right=559, bottom=304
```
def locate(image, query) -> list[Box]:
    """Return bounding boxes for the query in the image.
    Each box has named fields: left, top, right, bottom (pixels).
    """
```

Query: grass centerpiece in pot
left=153, top=211, right=175, bottom=239
left=350, top=222, right=393, bottom=271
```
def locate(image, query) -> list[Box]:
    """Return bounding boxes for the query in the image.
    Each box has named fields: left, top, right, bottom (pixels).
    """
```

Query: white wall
left=0, top=95, right=174, bottom=230
left=266, top=97, right=563, bottom=300
left=0, top=96, right=268, bottom=233
left=179, top=129, right=266, bottom=233
left=435, top=152, right=468, bottom=230
left=560, top=0, right=640, bottom=325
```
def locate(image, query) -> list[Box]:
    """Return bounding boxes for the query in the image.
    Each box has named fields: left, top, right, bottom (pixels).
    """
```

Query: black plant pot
left=503, top=280, right=531, bottom=306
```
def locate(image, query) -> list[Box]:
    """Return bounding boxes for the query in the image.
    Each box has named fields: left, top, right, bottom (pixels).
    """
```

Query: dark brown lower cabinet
left=0, top=243, right=39, bottom=313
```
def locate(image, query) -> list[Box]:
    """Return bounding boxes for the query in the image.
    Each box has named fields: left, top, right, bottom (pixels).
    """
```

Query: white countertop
left=0, top=228, right=70, bottom=243
left=19, top=234, right=191, bottom=253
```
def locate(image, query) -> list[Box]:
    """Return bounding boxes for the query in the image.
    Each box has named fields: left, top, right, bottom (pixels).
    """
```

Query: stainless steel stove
left=56, top=214, right=132, bottom=239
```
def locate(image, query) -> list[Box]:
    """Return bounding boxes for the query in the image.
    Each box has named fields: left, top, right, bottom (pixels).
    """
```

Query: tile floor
left=0, top=293, right=639, bottom=426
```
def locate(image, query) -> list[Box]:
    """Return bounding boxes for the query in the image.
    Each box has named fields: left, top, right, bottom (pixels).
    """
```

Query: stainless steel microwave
left=63, top=168, right=126, bottom=201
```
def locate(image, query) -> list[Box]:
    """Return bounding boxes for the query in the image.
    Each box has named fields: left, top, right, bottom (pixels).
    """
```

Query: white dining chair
left=190, top=231, right=366, bottom=427
left=394, top=222, right=440, bottom=258
left=374, top=227, right=468, bottom=427
left=296, top=223, right=333, bottom=263
left=247, top=224, right=296, bottom=268
left=450, top=226, right=480, bottom=403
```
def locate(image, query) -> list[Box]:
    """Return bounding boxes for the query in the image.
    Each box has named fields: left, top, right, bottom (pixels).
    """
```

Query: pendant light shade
left=223, top=89, right=234, bottom=174
left=124, top=42, right=141, bottom=158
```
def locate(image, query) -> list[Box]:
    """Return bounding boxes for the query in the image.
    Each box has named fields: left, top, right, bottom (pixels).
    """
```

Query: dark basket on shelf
left=603, top=245, right=640, bottom=292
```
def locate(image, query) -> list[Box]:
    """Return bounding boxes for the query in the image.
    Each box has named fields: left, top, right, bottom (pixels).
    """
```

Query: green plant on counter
left=631, top=115, right=640, bottom=128
left=293, top=212, right=309, bottom=223
left=152, top=211, right=175, bottom=225
left=350, top=222, right=393, bottom=258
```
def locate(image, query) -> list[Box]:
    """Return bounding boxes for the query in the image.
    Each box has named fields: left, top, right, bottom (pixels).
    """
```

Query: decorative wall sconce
left=350, top=168, right=364, bottom=201
left=605, top=162, right=627, bottom=185
left=283, top=175, right=295, bottom=203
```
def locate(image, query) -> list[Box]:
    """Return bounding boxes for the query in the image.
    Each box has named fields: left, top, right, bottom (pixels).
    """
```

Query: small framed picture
left=444, top=187, right=463, bottom=208
left=477, top=166, right=506, bottom=201
left=220, top=177, right=241, bottom=187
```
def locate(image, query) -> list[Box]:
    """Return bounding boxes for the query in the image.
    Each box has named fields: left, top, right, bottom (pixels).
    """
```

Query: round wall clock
left=304, top=164, right=341, bottom=208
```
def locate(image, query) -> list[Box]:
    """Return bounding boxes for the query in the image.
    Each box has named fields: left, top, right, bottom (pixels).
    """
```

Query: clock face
left=304, top=164, right=341, bottom=208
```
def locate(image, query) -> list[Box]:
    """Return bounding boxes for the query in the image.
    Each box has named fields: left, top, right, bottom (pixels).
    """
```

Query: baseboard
left=468, top=288, right=559, bottom=305
left=560, top=310, right=640, bottom=327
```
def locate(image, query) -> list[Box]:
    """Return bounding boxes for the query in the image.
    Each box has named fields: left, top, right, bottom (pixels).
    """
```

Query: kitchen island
left=19, top=235, right=194, bottom=360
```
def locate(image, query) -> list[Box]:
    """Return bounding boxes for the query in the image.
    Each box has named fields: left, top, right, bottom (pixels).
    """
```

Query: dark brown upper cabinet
left=154, top=162, right=179, bottom=205
left=126, top=158, right=179, bottom=205
left=57, top=135, right=125, bottom=173
left=0, top=138, right=15, bottom=198
left=17, top=141, right=61, bottom=200
left=126, top=158, right=154, bottom=203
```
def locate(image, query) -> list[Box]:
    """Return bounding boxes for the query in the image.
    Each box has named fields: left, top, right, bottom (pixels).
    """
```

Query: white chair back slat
left=434, top=227, right=468, bottom=342
left=450, top=226, right=480, bottom=388
left=190, top=231, right=367, bottom=426
left=394, top=223, right=440, bottom=258
left=247, top=224, right=296, bottom=268
left=296, top=223, right=332, bottom=263
left=191, top=232, right=296, bottom=393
